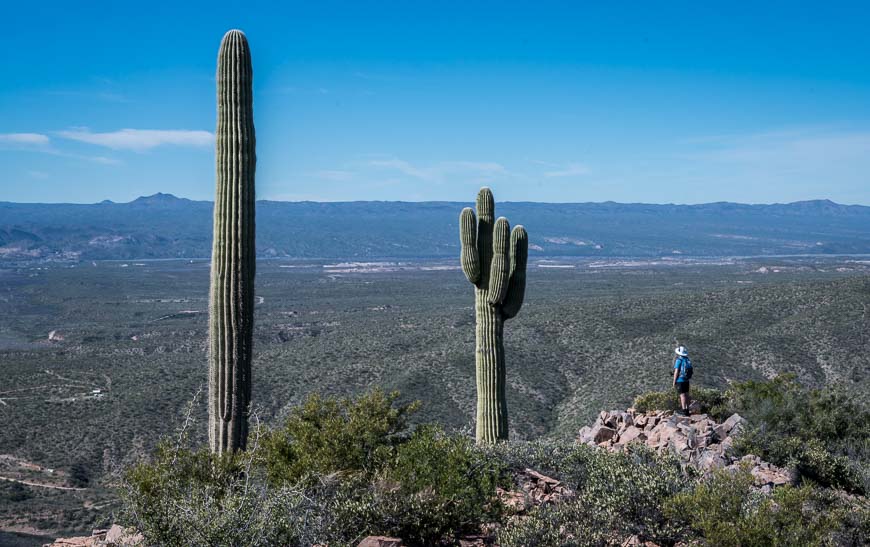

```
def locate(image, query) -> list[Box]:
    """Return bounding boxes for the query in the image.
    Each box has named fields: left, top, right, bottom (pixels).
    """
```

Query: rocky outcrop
left=578, top=408, right=792, bottom=488
left=44, top=525, right=142, bottom=547
left=497, top=467, right=575, bottom=514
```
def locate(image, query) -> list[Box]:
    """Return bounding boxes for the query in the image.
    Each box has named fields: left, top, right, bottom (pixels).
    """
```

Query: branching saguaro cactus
left=208, top=29, right=256, bottom=454
left=460, top=187, right=528, bottom=443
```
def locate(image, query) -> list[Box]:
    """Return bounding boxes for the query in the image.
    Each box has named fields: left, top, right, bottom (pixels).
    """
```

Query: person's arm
left=673, top=359, right=679, bottom=386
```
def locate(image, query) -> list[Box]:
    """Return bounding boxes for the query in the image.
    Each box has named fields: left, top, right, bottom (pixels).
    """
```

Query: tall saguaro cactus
left=208, top=29, right=256, bottom=454
left=459, top=187, right=528, bottom=443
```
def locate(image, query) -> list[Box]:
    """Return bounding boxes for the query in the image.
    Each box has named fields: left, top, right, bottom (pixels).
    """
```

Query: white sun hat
left=675, top=346, right=688, bottom=357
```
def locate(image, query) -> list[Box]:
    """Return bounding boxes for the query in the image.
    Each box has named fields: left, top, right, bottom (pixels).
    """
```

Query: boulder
left=577, top=425, right=594, bottom=443
left=649, top=421, right=679, bottom=447
left=104, top=524, right=143, bottom=546
left=614, top=425, right=645, bottom=447
left=696, top=450, right=727, bottom=471
left=524, top=468, right=561, bottom=486
left=721, top=413, right=746, bottom=435
left=590, top=424, right=617, bottom=443
left=497, top=487, right=526, bottom=512
left=508, top=468, right=574, bottom=512
left=669, top=433, right=690, bottom=454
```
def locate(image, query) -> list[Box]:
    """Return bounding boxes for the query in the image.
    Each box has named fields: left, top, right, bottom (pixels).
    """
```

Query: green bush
left=665, top=466, right=846, bottom=547
left=768, top=437, right=864, bottom=493
left=260, top=389, right=419, bottom=485
left=721, top=374, right=869, bottom=493
left=121, top=391, right=504, bottom=546
left=497, top=443, right=691, bottom=546
left=121, top=441, right=312, bottom=546
left=321, top=426, right=505, bottom=545
left=633, top=386, right=725, bottom=415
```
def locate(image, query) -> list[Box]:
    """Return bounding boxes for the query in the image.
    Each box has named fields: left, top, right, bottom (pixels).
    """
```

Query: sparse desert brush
left=633, top=386, right=724, bottom=415
left=664, top=466, right=854, bottom=547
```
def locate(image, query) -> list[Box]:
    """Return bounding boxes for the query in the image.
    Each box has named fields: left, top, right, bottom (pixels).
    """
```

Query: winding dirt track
left=0, top=475, right=86, bottom=491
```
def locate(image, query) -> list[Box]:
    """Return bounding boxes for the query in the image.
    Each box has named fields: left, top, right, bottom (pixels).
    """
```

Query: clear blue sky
left=2, top=1, right=869, bottom=204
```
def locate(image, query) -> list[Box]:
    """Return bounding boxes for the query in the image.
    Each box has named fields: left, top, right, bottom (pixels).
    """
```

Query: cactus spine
left=208, top=29, right=256, bottom=454
left=459, top=187, right=528, bottom=443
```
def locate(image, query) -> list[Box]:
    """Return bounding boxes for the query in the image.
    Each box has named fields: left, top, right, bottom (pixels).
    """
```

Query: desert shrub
left=121, top=391, right=503, bottom=546
left=722, top=374, right=869, bottom=493
left=665, top=466, right=851, bottom=547
left=0, top=482, right=31, bottom=503
left=120, top=441, right=311, bottom=546
left=497, top=443, right=691, bottom=546
left=633, top=386, right=724, bottom=415
left=765, top=437, right=865, bottom=493
left=260, top=389, right=419, bottom=486
left=322, top=425, right=504, bottom=545
left=482, top=439, right=595, bottom=486
left=68, top=461, right=92, bottom=488
left=632, top=390, right=679, bottom=413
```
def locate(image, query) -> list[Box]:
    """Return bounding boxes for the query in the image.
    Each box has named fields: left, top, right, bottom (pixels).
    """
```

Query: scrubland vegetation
left=120, top=379, right=869, bottom=546
left=0, top=259, right=868, bottom=541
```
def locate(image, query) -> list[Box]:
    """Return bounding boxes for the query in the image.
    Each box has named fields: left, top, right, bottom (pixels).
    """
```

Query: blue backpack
left=677, top=357, right=693, bottom=381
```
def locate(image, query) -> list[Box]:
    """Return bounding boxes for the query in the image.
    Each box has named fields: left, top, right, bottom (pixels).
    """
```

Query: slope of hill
left=0, top=258, right=868, bottom=536
left=2, top=194, right=870, bottom=260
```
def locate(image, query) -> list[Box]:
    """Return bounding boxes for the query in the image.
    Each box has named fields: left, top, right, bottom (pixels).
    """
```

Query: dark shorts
left=675, top=381, right=690, bottom=394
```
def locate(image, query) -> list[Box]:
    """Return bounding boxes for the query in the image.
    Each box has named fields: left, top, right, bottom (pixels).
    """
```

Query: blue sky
left=2, top=1, right=870, bottom=204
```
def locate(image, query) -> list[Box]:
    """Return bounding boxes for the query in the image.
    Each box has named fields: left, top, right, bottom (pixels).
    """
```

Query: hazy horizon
left=4, top=191, right=869, bottom=208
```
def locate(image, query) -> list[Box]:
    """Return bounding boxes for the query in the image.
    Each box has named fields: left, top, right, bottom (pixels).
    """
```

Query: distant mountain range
left=1, top=193, right=869, bottom=261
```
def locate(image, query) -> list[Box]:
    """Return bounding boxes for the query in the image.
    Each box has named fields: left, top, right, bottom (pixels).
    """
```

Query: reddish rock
left=614, top=425, right=645, bottom=447
left=696, top=450, right=727, bottom=471
left=497, top=487, right=526, bottom=512
left=105, top=524, right=143, bottom=546
left=590, top=423, right=617, bottom=443
left=721, top=413, right=746, bottom=435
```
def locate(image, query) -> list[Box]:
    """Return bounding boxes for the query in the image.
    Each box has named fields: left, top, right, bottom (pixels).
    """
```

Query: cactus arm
left=487, top=217, right=511, bottom=305
left=502, top=225, right=528, bottom=319
left=459, top=207, right=480, bottom=284
left=475, top=187, right=495, bottom=292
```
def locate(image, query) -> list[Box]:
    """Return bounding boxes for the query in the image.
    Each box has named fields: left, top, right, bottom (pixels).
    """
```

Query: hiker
left=673, top=346, right=693, bottom=415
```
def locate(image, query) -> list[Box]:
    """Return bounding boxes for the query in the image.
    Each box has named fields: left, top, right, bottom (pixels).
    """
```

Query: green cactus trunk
left=460, top=188, right=528, bottom=443
left=474, top=292, right=508, bottom=442
left=208, top=29, right=256, bottom=454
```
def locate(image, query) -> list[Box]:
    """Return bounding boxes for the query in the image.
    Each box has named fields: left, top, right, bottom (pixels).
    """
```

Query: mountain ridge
left=2, top=193, right=870, bottom=261
left=6, top=193, right=869, bottom=210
